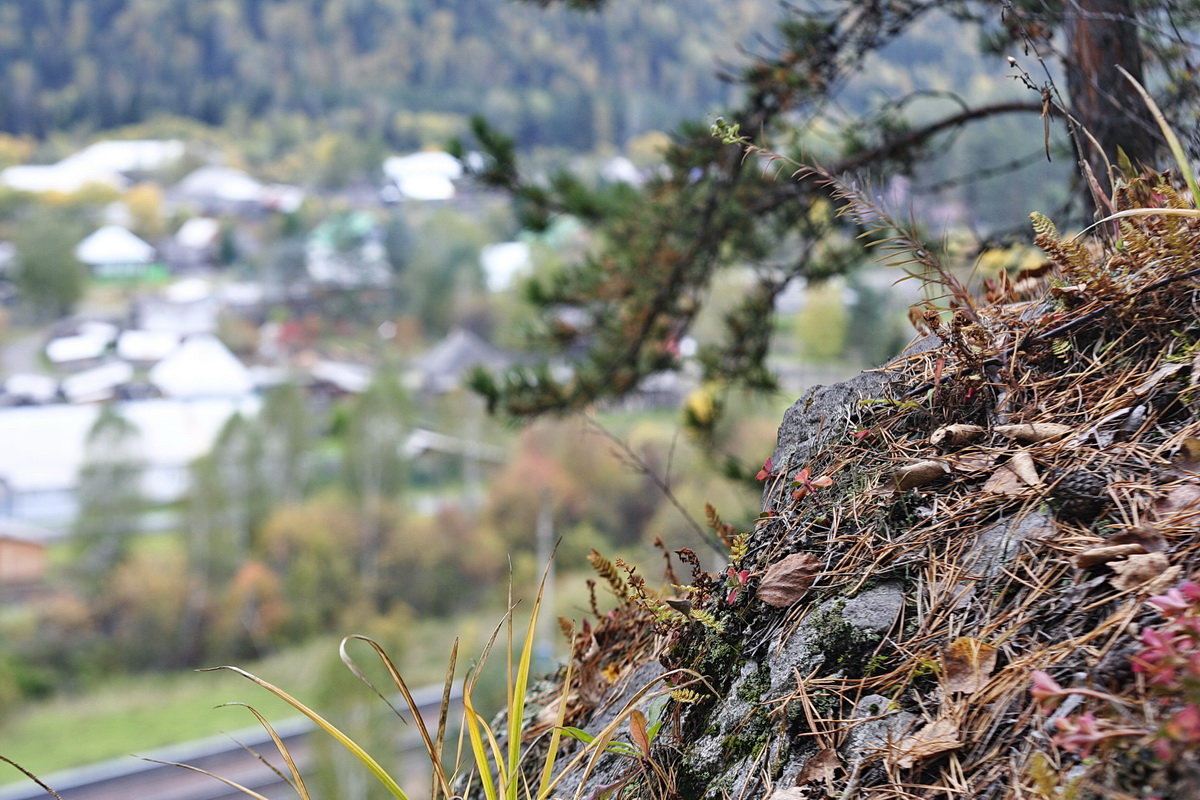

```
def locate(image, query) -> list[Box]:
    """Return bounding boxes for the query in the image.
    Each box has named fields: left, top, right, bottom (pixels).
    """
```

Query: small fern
left=588, top=549, right=629, bottom=601
left=670, top=688, right=705, bottom=704
left=689, top=608, right=725, bottom=632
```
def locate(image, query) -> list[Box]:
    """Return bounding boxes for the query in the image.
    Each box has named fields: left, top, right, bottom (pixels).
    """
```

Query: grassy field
left=0, top=609, right=500, bottom=784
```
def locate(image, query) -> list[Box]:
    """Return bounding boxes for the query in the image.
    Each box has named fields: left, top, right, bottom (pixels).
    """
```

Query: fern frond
left=670, top=688, right=705, bottom=704
left=689, top=608, right=725, bottom=632
left=588, top=549, right=629, bottom=601
left=730, top=532, right=750, bottom=565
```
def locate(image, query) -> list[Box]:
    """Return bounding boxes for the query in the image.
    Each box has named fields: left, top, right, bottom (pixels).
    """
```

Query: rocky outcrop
left=517, top=194, right=1200, bottom=800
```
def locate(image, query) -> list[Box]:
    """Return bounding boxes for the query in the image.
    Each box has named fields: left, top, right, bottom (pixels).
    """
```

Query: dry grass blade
left=142, top=758, right=273, bottom=800
left=217, top=703, right=310, bottom=800
left=0, top=756, right=66, bottom=800
left=434, top=638, right=460, bottom=800
left=1117, top=65, right=1200, bottom=203
left=339, top=635, right=454, bottom=798
left=199, top=665, right=411, bottom=800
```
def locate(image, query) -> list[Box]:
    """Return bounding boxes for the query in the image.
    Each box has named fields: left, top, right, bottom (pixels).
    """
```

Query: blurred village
left=0, top=130, right=926, bottom=723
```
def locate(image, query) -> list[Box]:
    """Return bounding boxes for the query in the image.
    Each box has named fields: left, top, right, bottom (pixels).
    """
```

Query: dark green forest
left=0, top=0, right=777, bottom=149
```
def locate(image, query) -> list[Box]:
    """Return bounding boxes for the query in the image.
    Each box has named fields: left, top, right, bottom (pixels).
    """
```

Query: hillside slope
left=527, top=179, right=1200, bottom=799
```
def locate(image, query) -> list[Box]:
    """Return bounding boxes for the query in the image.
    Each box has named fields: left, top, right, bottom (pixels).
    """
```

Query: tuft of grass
left=195, top=563, right=702, bottom=800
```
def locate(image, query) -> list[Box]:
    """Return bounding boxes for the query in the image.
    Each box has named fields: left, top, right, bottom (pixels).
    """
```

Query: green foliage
left=10, top=207, right=88, bottom=318
left=70, top=405, right=147, bottom=595
left=464, top=0, right=1198, bottom=424
left=0, top=0, right=770, bottom=153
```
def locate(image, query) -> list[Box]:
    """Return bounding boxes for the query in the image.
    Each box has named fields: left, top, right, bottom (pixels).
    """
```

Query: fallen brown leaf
left=891, top=718, right=961, bottom=769
left=1074, top=543, right=1148, bottom=569
left=1008, top=451, right=1040, bottom=484
left=1111, top=524, right=1167, bottom=552
left=892, top=460, right=950, bottom=491
left=1145, top=565, right=1184, bottom=595
left=1154, top=483, right=1200, bottom=518
left=931, top=424, right=985, bottom=449
left=941, top=637, right=997, bottom=695
left=757, top=553, right=821, bottom=607
left=1133, top=362, right=1186, bottom=396
left=796, top=747, right=840, bottom=785
left=950, top=450, right=996, bottom=474
left=1109, top=553, right=1172, bottom=592
left=994, top=423, right=1072, bottom=443
left=983, top=455, right=1040, bottom=495
left=1163, top=438, right=1200, bottom=478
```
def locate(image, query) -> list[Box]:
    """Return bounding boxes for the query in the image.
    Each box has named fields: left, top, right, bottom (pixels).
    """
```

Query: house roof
left=46, top=333, right=110, bottom=364
left=59, top=140, right=184, bottom=175
left=177, top=166, right=264, bottom=203
left=148, top=335, right=254, bottom=398
left=60, top=361, right=134, bottom=403
left=480, top=241, right=533, bottom=292
left=2, top=163, right=125, bottom=194
left=117, top=329, right=181, bottom=363
left=75, top=226, right=156, bottom=266
left=175, top=217, right=221, bottom=249
left=412, top=328, right=513, bottom=393
left=383, top=151, right=463, bottom=181
left=0, top=396, right=260, bottom=493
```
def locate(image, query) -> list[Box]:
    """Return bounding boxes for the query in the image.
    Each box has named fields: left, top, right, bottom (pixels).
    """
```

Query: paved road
left=0, top=684, right=458, bottom=800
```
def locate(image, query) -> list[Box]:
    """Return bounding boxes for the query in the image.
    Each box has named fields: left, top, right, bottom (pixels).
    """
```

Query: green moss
left=806, top=603, right=885, bottom=678
left=720, top=707, right=773, bottom=761
left=734, top=662, right=771, bottom=703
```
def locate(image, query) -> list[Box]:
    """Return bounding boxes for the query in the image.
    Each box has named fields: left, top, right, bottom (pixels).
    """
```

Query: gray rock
left=839, top=582, right=905, bottom=633
left=840, top=693, right=918, bottom=760
left=966, top=511, right=1051, bottom=579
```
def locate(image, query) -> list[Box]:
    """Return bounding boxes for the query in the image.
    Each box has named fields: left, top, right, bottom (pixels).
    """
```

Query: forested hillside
left=0, top=0, right=776, bottom=149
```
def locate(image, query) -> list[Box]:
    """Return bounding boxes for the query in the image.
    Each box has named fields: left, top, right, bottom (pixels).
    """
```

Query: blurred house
left=0, top=520, right=52, bottom=597
left=59, top=139, right=185, bottom=178
left=480, top=241, right=532, bottom=292
left=0, top=139, right=183, bottom=195
left=409, top=327, right=514, bottom=395
left=382, top=150, right=461, bottom=202
left=61, top=361, right=135, bottom=403
left=148, top=334, right=254, bottom=398
left=164, top=216, right=222, bottom=269
left=74, top=225, right=159, bottom=280
left=176, top=166, right=265, bottom=215
left=133, top=278, right=219, bottom=335
left=2, top=374, right=58, bottom=405
left=305, top=212, right=390, bottom=287
left=0, top=396, right=259, bottom=526
left=116, top=329, right=181, bottom=365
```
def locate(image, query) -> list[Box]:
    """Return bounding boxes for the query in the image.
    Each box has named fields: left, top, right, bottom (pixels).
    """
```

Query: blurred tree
left=464, top=0, right=1196, bottom=421
left=11, top=209, right=88, bottom=319
left=71, top=405, right=147, bottom=595
left=122, top=183, right=165, bottom=239
left=185, top=413, right=266, bottom=588
left=343, top=369, right=411, bottom=601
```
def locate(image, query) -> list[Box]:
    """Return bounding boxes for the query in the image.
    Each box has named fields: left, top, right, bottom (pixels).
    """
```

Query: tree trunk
left=1065, top=0, right=1160, bottom=208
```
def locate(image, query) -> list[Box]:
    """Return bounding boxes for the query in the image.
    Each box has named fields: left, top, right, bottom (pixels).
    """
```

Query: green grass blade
left=461, top=679, right=502, bottom=800
left=200, top=666, right=410, bottom=800
left=218, top=703, right=311, bottom=800
left=535, top=649, right=574, bottom=800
